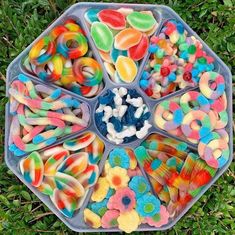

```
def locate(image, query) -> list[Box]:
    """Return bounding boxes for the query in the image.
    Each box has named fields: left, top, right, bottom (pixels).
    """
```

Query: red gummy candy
left=98, top=9, right=126, bottom=30
left=128, top=34, right=149, bottom=61
left=160, top=66, right=170, bottom=77
left=183, top=71, right=192, bottom=82
left=145, top=88, right=153, bottom=96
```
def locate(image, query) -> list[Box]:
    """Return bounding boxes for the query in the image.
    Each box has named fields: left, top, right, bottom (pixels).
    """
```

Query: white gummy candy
left=136, top=121, right=152, bottom=139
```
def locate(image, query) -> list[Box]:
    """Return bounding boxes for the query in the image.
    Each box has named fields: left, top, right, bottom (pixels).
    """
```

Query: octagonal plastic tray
left=5, top=2, right=233, bottom=233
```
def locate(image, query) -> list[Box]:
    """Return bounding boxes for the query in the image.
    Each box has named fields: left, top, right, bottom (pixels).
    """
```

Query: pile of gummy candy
left=19, top=132, right=104, bottom=218
left=6, top=5, right=230, bottom=234
left=85, top=8, right=158, bottom=83
left=24, top=19, right=104, bottom=97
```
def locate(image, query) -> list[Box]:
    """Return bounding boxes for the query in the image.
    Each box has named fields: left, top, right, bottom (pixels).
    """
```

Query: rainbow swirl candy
left=29, top=36, right=56, bottom=65
left=57, top=31, right=88, bottom=59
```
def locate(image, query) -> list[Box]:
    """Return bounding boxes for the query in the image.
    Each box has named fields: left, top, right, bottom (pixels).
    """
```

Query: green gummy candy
left=127, top=11, right=157, bottom=32
left=91, top=22, right=113, bottom=52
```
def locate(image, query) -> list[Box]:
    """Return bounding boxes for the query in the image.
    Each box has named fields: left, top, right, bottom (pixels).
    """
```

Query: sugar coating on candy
left=135, top=133, right=219, bottom=219
left=95, top=88, right=152, bottom=144
left=25, top=19, right=104, bottom=98
left=85, top=147, right=170, bottom=233
left=141, top=19, right=217, bottom=98
left=8, top=75, right=91, bottom=156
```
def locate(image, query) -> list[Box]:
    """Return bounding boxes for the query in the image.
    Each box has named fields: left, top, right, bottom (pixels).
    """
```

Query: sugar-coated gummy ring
left=181, top=110, right=213, bottom=141
left=180, top=91, right=210, bottom=114
left=73, top=57, right=103, bottom=86
left=210, top=93, right=227, bottom=112
left=202, top=138, right=229, bottom=168
left=199, top=71, right=225, bottom=99
left=198, top=132, right=220, bottom=157
left=36, top=55, right=64, bottom=81
left=154, top=100, right=184, bottom=131
left=29, top=36, right=56, bottom=65
left=57, top=32, right=88, bottom=59
left=213, top=110, right=228, bottom=129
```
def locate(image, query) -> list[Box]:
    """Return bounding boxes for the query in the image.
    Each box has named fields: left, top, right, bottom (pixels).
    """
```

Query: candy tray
left=5, top=2, right=233, bottom=233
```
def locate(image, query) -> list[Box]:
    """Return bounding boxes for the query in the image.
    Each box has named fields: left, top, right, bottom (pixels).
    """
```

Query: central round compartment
left=95, top=87, right=152, bottom=144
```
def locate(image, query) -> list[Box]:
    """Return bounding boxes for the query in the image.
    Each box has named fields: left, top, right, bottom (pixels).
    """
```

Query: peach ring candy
left=19, top=151, right=44, bottom=187
left=63, top=132, right=96, bottom=151
left=98, top=9, right=126, bottom=30
left=91, top=22, right=113, bottom=52
left=199, top=71, right=225, bottom=99
left=181, top=110, right=213, bottom=141
left=114, top=28, right=142, bottom=50
left=154, top=100, right=184, bottom=131
left=29, top=36, right=56, bottom=65
left=180, top=91, right=210, bottom=114
left=201, top=139, right=229, bottom=168
left=57, top=31, right=88, bottom=59
left=127, top=11, right=157, bottom=32
left=73, top=57, right=103, bottom=86
left=35, top=55, right=63, bottom=82
left=51, top=188, right=77, bottom=218
left=116, top=56, right=138, bottom=83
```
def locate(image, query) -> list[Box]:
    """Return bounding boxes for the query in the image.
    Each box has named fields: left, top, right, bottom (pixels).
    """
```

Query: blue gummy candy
left=124, top=136, right=137, bottom=143
left=110, top=117, right=122, bottom=132
left=99, top=122, right=107, bottom=136
left=128, top=89, right=139, bottom=98
left=168, top=73, right=176, bottom=82
left=141, top=111, right=151, bottom=120
left=110, top=47, right=128, bottom=63
left=141, top=71, right=150, bottom=80
left=149, top=44, right=159, bottom=53
left=176, top=22, right=184, bottom=34
left=139, top=79, right=149, bottom=89
left=95, top=112, right=104, bottom=125
left=98, top=90, right=115, bottom=105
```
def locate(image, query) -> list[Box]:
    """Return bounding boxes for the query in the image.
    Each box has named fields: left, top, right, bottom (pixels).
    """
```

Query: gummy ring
left=181, top=110, right=213, bottom=141
left=154, top=100, right=184, bottom=131
left=60, top=67, right=77, bottom=85
left=180, top=91, right=210, bottom=114
left=213, top=110, right=228, bottom=129
left=199, top=71, right=225, bottom=99
left=215, top=128, right=229, bottom=143
left=199, top=137, right=229, bottom=168
left=29, top=36, right=56, bottom=65
left=36, top=55, right=64, bottom=81
left=64, top=22, right=84, bottom=34
left=73, top=57, right=103, bottom=86
left=57, top=32, right=88, bottom=59
left=49, top=25, right=68, bottom=40
left=198, top=132, right=220, bottom=157
left=210, top=93, right=227, bottom=112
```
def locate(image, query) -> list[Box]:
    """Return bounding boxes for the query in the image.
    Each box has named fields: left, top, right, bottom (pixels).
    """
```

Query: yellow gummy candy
left=117, top=209, right=140, bottom=233
left=116, top=56, right=137, bottom=83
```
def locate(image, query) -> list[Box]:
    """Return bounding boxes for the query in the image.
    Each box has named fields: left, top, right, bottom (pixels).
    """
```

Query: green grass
left=0, top=0, right=234, bottom=234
